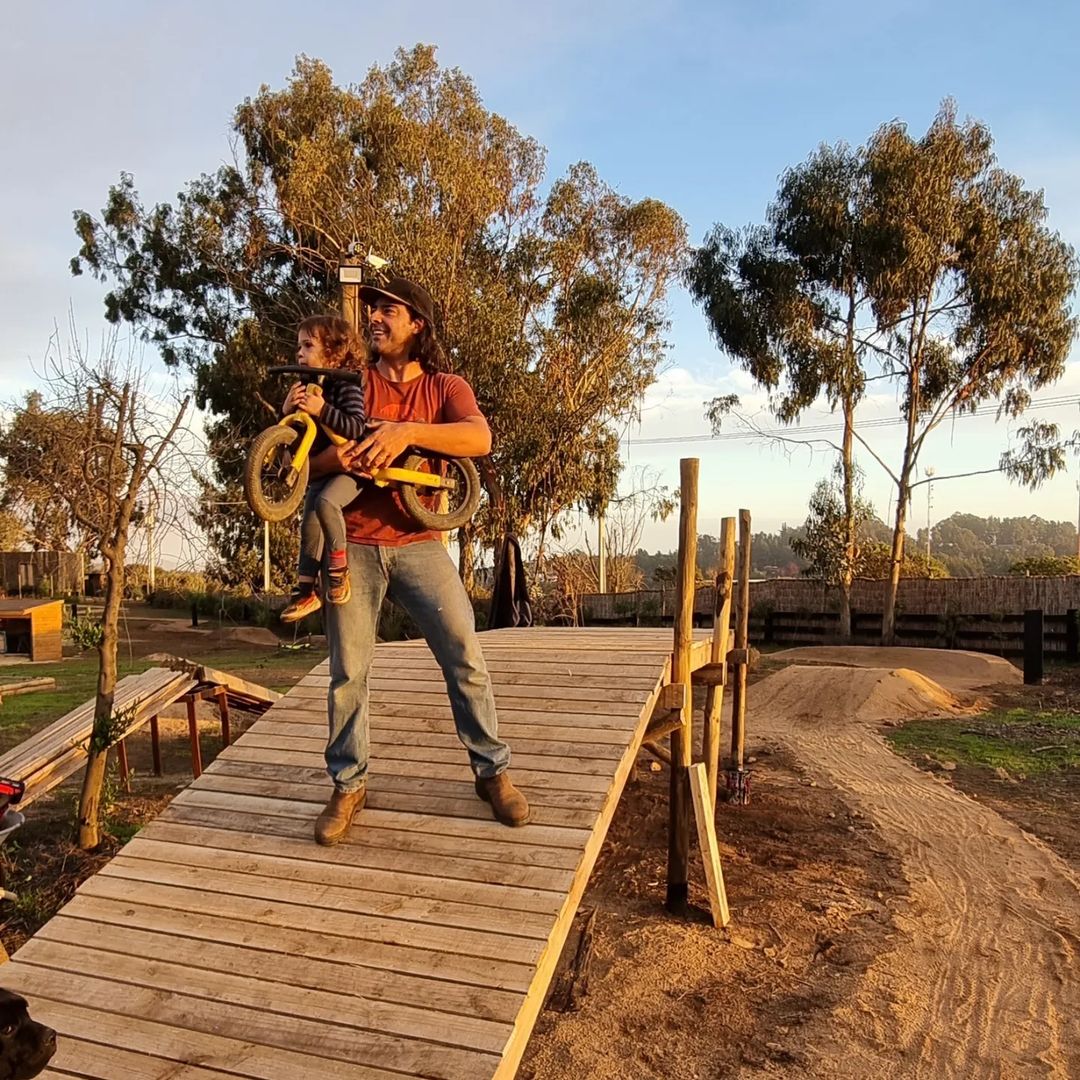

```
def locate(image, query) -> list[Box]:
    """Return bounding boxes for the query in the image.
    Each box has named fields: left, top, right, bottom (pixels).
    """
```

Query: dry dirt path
left=748, top=648, right=1080, bottom=1079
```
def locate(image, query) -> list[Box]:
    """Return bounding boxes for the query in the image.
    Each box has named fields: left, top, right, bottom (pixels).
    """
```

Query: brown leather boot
left=475, top=772, right=530, bottom=827
left=314, top=787, right=366, bottom=846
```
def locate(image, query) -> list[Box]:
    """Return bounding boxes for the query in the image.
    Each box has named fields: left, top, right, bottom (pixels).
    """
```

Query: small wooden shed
left=0, top=599, right=64, bottom=661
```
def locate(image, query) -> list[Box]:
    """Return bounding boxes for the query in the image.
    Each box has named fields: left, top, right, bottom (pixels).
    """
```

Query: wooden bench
left=0, top=660, right=284, bottom=802
left=0, top=668, right=198, bottom=806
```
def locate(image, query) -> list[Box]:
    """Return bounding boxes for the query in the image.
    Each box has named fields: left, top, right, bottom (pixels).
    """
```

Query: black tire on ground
left=398, top=454, right=482, bottom=531
left=243, top=425, right=309, bottom=522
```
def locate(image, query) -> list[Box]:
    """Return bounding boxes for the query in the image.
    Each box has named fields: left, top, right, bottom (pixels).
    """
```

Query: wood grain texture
left=8, top=626, right=713, bottom=1078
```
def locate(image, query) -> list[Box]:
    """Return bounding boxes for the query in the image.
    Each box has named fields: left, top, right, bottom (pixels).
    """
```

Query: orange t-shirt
left=344, top=368, right=483, bottom=546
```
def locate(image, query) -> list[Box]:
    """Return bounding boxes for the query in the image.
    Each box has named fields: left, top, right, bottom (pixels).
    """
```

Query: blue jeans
left=323, top=540, right=510, bottom=792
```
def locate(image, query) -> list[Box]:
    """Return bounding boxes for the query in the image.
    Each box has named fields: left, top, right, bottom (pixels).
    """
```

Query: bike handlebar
left=268, top=364, right=365, bottom=385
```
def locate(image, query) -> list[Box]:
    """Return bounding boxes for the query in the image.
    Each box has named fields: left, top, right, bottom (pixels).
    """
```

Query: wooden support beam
left=728, top=509, right=752, bottom=804
left=642, top=741, right=672, bottom=766
left=115, top=739, right=131, bottom=794
left=703, top=518, right=735, bottom=811
left=185, top=695, right=203, bottom=779
left=215, top=687, right=232, bottom=748
left=667, top=458, right=698, bottom=914
left=644, top=714, right=683, bottom=744
left=149, top=715, right=162, bottom=777
left=689, top=762, right=730, bottom=927
left=657, top=682, right=688, bottom=714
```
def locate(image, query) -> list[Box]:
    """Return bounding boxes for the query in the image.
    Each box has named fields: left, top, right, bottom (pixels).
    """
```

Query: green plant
left=66, top=615, right=104, bottom=652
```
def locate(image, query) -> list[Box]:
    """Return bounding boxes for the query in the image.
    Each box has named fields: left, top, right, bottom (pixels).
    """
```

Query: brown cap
left=359, top=277, right=436, bottom=328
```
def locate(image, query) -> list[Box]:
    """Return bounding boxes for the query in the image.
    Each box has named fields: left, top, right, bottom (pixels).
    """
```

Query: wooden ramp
left=5, top=628, right=710, bottom=1080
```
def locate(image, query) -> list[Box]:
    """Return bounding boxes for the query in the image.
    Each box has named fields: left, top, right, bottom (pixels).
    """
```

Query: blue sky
left=3, top=0, right=1080, bottom=558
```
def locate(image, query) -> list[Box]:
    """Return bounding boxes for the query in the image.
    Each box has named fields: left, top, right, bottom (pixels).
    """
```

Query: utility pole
left=598, top=512, right=607, bottom=593
left=263, top=520, right=271, bottom=594
left=146, top=500, right=156, bottom=593
left=925, top=467, right=935, bottom=564
left=340, top=258, right=362, bottom=335
left=1071, top=486, right=1080, bottom=561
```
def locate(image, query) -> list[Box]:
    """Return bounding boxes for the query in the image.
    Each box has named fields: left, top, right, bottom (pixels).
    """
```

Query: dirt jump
left=752, top=647, right=1079, bottom=1078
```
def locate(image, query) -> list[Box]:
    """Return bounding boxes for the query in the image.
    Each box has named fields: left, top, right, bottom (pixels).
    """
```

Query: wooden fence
left=577, top=586, right=1080, bottom=660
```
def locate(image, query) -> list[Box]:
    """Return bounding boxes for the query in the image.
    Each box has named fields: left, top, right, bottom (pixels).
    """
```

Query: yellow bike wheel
left=244, top=425, right=309, bottom=522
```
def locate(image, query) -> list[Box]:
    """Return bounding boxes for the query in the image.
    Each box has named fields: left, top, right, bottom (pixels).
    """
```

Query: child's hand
left=283, top=382, right=305, bottom=414
left=297, top=392, right=325, bottom=418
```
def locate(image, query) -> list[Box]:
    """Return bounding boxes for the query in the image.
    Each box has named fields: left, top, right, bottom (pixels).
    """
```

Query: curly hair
left=298, top=315, right=368, bottom=370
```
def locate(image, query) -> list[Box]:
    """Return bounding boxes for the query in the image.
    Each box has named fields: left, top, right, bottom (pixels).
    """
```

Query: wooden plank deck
left=6, top=628, right=710, bottom=1080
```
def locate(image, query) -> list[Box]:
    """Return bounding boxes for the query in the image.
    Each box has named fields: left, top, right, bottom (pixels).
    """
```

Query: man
left=308, top=276, right=530, bottom=845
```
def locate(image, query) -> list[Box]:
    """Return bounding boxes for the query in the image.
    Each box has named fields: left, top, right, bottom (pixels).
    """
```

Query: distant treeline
left=634, top=513, right=1079, bottom=583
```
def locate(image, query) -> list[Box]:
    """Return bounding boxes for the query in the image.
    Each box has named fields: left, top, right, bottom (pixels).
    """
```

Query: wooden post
left=1024, top=609, right=1044, bottom=686
left=1067, top=609, right=1079, bottom=663
left=115, top=739, right=131, bottom=794
left=216, top=687, right=232, bottom=748
left=728, top=509, right=752, bottom=804
left=702, top=518, right=736, bottom=811
left=186, top=695, right=203, bottom=778
left=666, top=458, right=698, bottom=914
left=149, top=714, right=162, bottom=777
left=689, top=762, right=730, bottom=928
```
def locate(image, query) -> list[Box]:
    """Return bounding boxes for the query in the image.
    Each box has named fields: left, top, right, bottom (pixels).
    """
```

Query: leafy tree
left=791, top=465, right=875, bottom=585
left=71, top=47, right=685, bottom=583
left=1008, top=555, right=1080, bottom=576
left=0, top=510, right=27, bottom=551
left=2, top=333, right=189, bottom=848
left=859, top=542, right=949, bottom=580
left=0, top=391, right=99, bottom=554
left=855, top=104, right=1077, bottom=640
left=687, top=143, right=869, bottom=638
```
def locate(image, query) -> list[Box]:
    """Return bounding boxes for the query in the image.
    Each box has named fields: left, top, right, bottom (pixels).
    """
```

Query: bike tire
left=244, top=425, right=309, bottom=522
left=398, top=454, right=482, bottom=531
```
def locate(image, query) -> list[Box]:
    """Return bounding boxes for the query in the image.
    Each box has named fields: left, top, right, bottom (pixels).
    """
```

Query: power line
left=625, top=395, right=1080, bottom=447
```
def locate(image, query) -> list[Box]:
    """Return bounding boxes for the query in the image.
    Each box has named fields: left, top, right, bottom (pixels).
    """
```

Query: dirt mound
left=142, top=622, right=280, bottom=648
left=748, top=660, right=1080, bottom=1077
left=752, top=663, right=969, bottom=728
left=214, top=626, right=281, bottom=647
left=772, top=645, right=1020, bottom=693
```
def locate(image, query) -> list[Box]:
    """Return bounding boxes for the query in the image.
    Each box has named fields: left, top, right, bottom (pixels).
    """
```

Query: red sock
left=328, top=549, right=347, bottom=573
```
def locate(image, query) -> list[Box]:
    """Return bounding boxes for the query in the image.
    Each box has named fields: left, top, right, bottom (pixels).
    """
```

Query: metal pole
left=925, top=467, right=934, bottom=564
left=1075, top=482, right=1079, bottom=560
left=146, top=502, right=156, bottom=593
left=263, top=521, right=271, bottom=593
left=598, top=512, right=607, bottom=594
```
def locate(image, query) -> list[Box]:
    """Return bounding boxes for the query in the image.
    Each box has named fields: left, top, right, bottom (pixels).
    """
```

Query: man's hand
left=282, top=381, right=305, bottom=415
left=353, top=420, right=414, bottom=473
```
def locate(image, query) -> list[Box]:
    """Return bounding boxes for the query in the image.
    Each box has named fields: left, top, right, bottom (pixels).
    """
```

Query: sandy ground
left=749, top=648, right=1080, bottom=1078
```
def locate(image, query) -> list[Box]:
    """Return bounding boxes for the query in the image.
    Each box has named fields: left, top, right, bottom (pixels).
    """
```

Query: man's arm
left=399, top=416, right=491, bottom=457
left=308, top=416, right=491, bottom=479
left=350, top=415, right=490, bottom=473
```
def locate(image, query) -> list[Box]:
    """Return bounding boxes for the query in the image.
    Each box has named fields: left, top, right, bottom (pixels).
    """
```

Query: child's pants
left=296, top=474, right=363, bottom=579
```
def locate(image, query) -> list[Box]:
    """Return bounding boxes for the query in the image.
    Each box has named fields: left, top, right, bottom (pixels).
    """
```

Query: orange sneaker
left=280, top=589, right=322, bottom=623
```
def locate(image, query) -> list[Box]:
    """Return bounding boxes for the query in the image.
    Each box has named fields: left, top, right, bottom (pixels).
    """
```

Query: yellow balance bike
left=243, top=365, right=482, bottom=530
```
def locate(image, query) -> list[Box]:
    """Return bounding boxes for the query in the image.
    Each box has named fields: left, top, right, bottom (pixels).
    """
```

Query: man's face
left=368, top=299, right=422, bottom=357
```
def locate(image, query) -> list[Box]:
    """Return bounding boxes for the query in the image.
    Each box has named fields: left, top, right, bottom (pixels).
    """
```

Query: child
left=279, top=315, right=367, bottom=623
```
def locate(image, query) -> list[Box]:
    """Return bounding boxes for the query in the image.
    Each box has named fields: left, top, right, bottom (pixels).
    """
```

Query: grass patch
left=886, top=707, right=1080, bottom=777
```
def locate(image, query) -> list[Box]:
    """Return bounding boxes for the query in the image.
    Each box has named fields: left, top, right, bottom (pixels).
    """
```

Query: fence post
left=1024, top=609, right=1044, bottom=685
left=1067, top=609, right=1079, bottom=663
